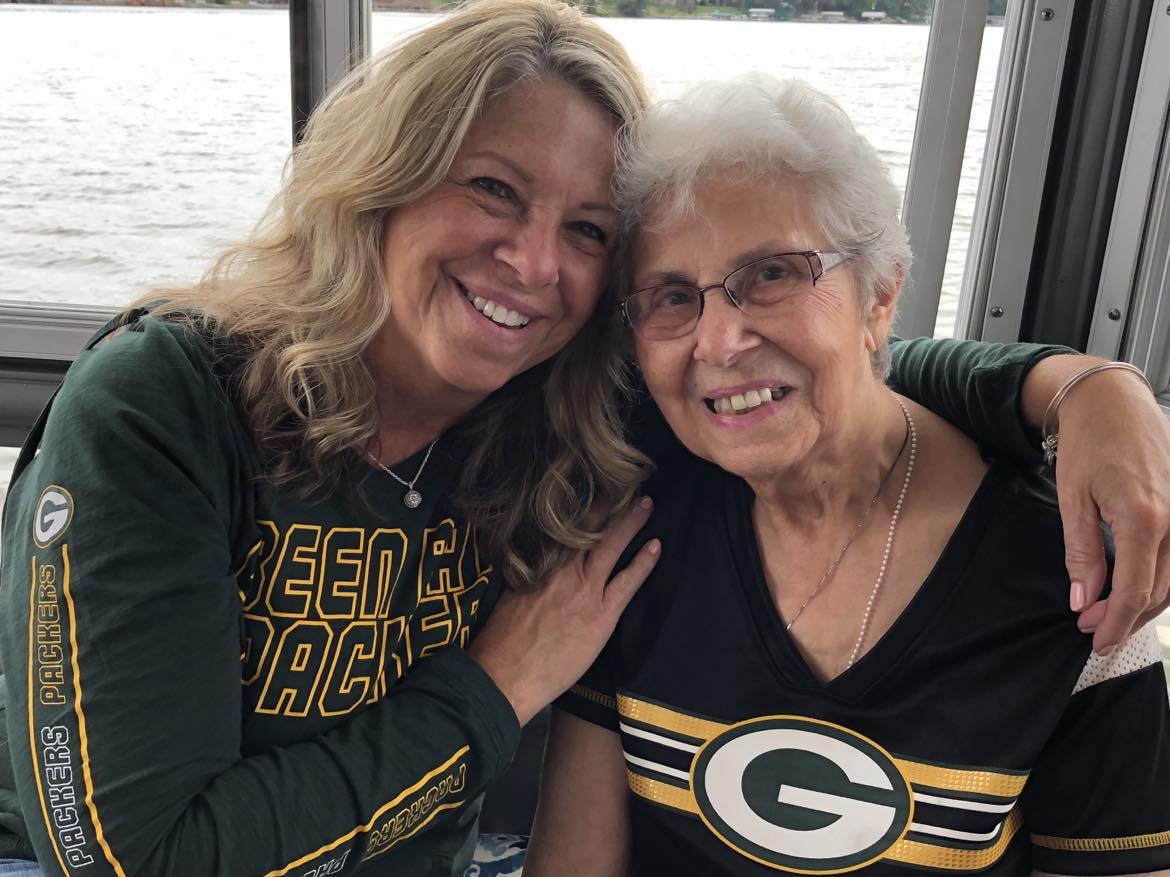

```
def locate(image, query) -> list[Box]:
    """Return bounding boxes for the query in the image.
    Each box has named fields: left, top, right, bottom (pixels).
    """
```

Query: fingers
left=1088, top=528, right=1156, bottom=654
left=1134, top=537, right=1170, bottom=630
left=1056, top=479, right=1107, bottom=611
left=602, top=538, right=661, bottom=621
left=583, top=496, right=654, bottom=582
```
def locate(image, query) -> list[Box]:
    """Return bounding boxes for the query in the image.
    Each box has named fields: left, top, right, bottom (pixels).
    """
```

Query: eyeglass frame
left=619, top=249, right=851, bottom=339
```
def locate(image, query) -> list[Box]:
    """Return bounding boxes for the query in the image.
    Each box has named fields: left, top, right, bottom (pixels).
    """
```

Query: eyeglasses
left=620, top=250, right=850, bottom=340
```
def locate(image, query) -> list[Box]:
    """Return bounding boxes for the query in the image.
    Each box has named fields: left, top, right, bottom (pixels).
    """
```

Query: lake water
left=0, top=3, right=1005, bottom=336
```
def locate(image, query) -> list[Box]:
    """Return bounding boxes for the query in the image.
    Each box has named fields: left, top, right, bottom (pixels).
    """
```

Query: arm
left=0, top=326, right=521, bottom=876
left=890, top=337, right=1170, bottom=650
left=524, top=709, right=632, bottom=877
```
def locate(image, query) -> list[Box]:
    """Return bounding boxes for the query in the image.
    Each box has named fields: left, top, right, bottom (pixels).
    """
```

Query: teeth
left=711, top=387, right=786, bottom=416
left=462, top=286, right=530, bottom=328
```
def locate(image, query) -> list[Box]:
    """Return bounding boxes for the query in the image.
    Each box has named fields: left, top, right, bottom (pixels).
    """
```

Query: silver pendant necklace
left=366, top=438, right=439, bottom=509
left=784, top=397, right=917, bottom=669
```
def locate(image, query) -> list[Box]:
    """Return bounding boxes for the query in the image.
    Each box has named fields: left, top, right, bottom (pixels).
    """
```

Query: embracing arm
left=890, top=337, right=1170, bottom=651
left=524, top=709, right=632, bottom=877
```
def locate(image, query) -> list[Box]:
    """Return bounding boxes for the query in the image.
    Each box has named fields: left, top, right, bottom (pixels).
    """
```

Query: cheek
left=635, top=341, right=689, bottom=407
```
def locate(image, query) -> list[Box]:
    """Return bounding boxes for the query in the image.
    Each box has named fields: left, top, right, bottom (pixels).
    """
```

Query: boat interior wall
left=1090, top=1, right=1170, bottom=389
left=1022, top=0, right=1155, bottom=348
left=957, top=0, right=1075, bottom=344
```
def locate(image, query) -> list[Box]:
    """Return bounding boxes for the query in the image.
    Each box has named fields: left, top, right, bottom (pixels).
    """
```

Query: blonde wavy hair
left=141, top=0, right=651, bottom=590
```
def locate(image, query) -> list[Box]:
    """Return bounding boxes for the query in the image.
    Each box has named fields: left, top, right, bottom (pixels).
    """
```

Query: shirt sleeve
left=888, top=336, right=1074, bottom=465
left=554, top=656, right=620, bottom=733
left=1021, top=627, right=1170, bottom=875
left=0, top=320, right=520, bottom=877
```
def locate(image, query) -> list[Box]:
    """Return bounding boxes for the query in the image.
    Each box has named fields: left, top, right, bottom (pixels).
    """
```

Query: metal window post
left=897, top=0, right=988, bottom=340
left=955, top=0, right=1075, bottom=344
left=290, top=0, right=372, bottom=143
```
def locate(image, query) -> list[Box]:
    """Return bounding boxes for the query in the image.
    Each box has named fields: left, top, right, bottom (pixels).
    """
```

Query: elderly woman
left=2, top=3, right=1169, bottom=874
left=527, top=77, right=1170, bottom=877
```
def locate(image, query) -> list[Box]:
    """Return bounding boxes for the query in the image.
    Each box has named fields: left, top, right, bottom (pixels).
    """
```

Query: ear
left=863, top=265, right=905, bottom=353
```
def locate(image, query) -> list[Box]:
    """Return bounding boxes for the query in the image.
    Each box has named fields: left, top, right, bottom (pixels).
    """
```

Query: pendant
left=403, top=489, right=423, bottom=509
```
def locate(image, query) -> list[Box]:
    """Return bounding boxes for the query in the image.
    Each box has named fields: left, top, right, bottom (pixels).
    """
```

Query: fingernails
left=647, top=538, right=661, bottom=556
left=639, top=496, right=653, bottom=510
left=1079, top=624, right=1096, bottom=634
left=1070, top=581, right=1085, bottom=612
left=1095, top=644, right=1116, bottom=658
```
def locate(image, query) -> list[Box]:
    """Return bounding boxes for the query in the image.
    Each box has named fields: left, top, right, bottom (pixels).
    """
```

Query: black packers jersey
left=559, top=457, right=1170, bottom=876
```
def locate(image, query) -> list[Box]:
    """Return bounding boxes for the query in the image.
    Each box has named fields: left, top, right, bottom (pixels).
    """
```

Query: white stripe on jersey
left=909, top=820, right=1005, bottom=843
left=623, top=751, right=691, bottom=781
left=1072, top=624, right=1162, bottom=694
left=914, top=792, right=1017, bottom=814
left=619, top=721, right=701, bottom=753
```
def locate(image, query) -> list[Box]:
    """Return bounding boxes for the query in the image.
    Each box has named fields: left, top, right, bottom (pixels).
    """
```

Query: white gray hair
left=615, top=75, right=911, bottom=377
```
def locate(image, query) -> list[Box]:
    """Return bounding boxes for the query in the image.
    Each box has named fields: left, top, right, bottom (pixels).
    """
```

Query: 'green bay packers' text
left=238, top=518, right=490, bottom=719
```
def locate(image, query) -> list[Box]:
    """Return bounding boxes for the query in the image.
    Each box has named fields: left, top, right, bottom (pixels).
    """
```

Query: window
left=0, top=3, right=291, bottom=310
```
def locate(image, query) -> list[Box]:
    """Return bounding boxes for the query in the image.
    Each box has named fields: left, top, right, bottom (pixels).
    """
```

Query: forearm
left=888, top=335, right=1075, bottom=464
left=4, top=639, right=517, bottom=876
left=525, top=709, right=631, bottom=877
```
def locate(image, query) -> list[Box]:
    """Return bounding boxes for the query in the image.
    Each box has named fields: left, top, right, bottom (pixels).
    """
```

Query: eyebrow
left=463, top=150, right=534, bottom=184
left=636, top=242, right=806, bottom=287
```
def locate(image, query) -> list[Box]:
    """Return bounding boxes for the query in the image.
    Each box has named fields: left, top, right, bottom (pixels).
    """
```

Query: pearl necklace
left=848, top=398, right=916, bottom=667
left=782, top=398, right=917, bottom=669
left=365, top=438, right=439, bottom=509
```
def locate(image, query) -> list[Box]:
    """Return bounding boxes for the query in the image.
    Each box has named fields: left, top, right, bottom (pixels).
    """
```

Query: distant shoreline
left=0, top=1, right=957, bottom=22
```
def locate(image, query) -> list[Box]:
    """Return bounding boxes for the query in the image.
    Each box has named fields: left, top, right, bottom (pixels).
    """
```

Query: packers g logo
left=33, top=485, right=74, bottom=548
left=692, top=716, right=913, bottom=873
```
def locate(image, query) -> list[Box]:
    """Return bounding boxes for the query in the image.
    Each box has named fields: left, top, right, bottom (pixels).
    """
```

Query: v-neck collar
left=723, top=459, right=1012, bottom=703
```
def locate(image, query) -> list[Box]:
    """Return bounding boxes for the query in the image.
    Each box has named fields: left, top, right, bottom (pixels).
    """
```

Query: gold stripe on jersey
left=617, top=693, right=728, bottom=742
left=570, top=683, right=617, bottom=711
left=1031, top=828, right=1170, bottom=852
left=893, top=758, right=1027, bottom=799
left=626, top=772, right=700, bottom=814
left=886, top=808, right=1024, bottom=870
left=63, top=545, right=131, bottom=877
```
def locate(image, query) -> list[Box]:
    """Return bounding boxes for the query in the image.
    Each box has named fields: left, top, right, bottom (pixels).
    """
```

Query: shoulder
left=56, top=313, right=241, bottom=432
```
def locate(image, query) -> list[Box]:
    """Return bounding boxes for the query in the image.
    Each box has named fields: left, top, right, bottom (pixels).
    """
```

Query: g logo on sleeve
left=692, top=716, right=913, bottom=874
left=33, top=485, right=74, bottom=548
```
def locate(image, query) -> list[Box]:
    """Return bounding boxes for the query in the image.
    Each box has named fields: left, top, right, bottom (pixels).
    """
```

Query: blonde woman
left=1, top=4, right=1169, bottom=877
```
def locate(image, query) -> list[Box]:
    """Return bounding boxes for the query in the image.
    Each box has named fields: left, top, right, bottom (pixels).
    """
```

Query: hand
left=467, top=497, right=661, bottom=725
left=1052, top=370, right=1170, bottom=654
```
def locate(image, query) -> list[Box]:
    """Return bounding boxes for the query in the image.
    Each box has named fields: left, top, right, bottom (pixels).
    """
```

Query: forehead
left=632, top=175, right=822, bottom=274
left=459, top=77, right=619, bottom=200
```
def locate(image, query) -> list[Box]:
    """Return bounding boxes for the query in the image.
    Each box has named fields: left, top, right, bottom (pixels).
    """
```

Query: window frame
left=1086, top=1, right=1170, bottom=415
left=953, top=0, right=1076, bottom=343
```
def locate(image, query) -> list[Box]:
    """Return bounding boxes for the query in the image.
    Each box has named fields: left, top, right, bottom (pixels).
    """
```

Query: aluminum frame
left=955, top=0, right=1075, bottom=343
left=1086, top=2, right=1170, bottom=409
left=290, top=0, right=371, bottom=142
left=897, top=0, right=988, bottom=340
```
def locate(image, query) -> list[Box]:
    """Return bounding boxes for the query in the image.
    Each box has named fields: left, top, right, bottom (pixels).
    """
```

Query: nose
left=496, top=209, right=560, bottom=290
left=692, top=288, right=758, bottom=368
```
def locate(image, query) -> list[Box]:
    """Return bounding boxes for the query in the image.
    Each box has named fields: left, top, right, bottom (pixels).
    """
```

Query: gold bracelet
left=1040, top=362, right=1154, bottom=466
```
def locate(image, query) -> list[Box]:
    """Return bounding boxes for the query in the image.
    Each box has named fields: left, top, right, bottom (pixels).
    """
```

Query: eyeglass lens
left=627, top=253, right=818, bottom=340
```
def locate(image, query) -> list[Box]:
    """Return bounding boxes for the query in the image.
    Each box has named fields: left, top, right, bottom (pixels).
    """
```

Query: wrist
left=1020, top=354, right=1108, bottom=434
left=1037, top=361, right=1155, bottom=466
left=467, top=642, right=540, bottom=727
